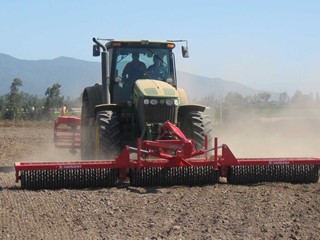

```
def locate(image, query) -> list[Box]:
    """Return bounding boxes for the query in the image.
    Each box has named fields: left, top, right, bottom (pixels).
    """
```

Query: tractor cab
left=111, top=42, right=175, bottom=105
left=92, top=39, right=189, bottom=106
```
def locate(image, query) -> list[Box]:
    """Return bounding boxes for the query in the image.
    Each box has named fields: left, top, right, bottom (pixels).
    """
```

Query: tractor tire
left=94, top=110, right=122, bottom=186
left=80, top=85, right=102, bottom=160
left=95, top=110, right=122, bottom=159
left=81, top=94, right=96, bottom=160
left=179, top=111, right=213, bottom=150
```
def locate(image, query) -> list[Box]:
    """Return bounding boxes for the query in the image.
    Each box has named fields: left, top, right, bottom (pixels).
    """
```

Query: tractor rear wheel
left=81, top=94, right=95, bottom=160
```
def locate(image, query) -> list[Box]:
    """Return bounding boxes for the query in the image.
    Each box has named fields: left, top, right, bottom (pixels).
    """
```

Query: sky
left=1, top=0, right=320, bottom=94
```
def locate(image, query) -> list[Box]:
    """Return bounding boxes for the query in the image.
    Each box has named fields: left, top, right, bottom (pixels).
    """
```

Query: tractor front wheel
left=95, top=110, right=122, bottom=186
left=95, top=110, right=122, bottom=159
left=179, top=111, right=213, bottom=150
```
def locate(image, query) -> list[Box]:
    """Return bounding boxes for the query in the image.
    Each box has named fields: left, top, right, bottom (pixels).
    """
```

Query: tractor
left=81, top=38, right=211, bottom=160
left=14, top=38, right=320, bottom=189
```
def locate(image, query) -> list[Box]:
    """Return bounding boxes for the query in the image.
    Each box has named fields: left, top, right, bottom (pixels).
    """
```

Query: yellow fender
left=177, top=88, right=188, bottom=105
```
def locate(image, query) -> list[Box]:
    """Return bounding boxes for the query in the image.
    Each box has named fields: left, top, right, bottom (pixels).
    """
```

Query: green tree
left=279, top=92, right=290, bottom=104
left=291, top=90, right=313, bottom=106
left=44, top=83, right=63, bottom=119
left=6, top=78, right=23, bottom=120
left=21, top=93, right=44, bottom=120
left=252, top=92, right=271, bottom=104
left=0, top=95, right=5, bottom=119
left=224, top=92, right=244, bottom=107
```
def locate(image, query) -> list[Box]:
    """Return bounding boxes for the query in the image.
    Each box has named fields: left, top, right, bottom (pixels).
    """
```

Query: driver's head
left=132, top=52, right=139, bottom=60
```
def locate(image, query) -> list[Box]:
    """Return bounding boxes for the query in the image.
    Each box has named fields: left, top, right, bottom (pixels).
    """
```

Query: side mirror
left=182, top=46, right=189, bottom=58
left=93, top=44, right=100, bottom=57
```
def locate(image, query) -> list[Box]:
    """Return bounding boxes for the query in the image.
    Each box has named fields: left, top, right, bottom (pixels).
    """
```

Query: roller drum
left=227, top=165, right=319, bottom=184
left=130, top=166, right=219, bottom=187
left=20, top=169, right=118, bottom=190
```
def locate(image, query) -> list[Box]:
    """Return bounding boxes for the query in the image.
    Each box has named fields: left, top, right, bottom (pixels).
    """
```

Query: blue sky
left=1, top=0, right=320, bottom=94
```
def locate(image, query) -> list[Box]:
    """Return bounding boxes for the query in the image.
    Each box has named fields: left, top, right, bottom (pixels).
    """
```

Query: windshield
left=114, top=47, right=171, bottom=82
left=111, top=47, right=174, bottom=105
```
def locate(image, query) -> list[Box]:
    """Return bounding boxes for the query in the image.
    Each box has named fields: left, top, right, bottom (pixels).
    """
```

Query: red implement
left=54, top=116, right=81, bottom=153
left=14, top=121, right=320, bottom=187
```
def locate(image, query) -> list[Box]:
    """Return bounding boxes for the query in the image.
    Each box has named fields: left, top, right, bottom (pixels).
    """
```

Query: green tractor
left=81, top=38, right=212, bottom=161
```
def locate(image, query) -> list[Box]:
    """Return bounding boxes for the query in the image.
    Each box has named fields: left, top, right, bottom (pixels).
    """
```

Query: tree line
left=1, top=78, right=319, bottom=122
left=0, top=78, right=81, bottom=120
left=198, top=91, right=320, bottom=124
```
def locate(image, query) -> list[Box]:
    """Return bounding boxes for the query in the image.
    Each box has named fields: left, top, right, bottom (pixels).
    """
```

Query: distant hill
left=0, top=53, right=100, bottom=99
left=177, top=72, right=259, bottom=101
left=0, top=53, right=264, bottom=100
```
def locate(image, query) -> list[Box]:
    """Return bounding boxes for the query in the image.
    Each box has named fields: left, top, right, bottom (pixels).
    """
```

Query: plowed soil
left=1, top=120, right=319, bottom=240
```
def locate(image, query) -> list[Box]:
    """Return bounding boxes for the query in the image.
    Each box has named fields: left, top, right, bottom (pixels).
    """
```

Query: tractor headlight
left=144, top=99, right=150, bottom=105
left=174, top=99, right=179, bottom=106
left=150, top=99, right=158, bottom=105
left=165, top=99, right=174, bottom=106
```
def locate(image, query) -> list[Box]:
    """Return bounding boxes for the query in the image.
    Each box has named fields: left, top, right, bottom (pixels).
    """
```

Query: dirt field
left=0, top=120, right=319, bottom=240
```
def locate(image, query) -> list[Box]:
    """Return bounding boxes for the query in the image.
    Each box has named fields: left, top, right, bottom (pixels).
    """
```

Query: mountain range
left=0, top=53, right=265, bottom=100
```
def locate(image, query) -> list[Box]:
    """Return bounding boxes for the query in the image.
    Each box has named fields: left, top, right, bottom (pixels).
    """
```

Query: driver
left=122, top=52, right=146, bottom=83
left=146, top=55, right=168, bottom=80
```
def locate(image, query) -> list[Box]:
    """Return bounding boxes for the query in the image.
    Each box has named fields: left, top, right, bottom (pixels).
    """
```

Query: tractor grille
left=140, top=98, right=177, bottom=123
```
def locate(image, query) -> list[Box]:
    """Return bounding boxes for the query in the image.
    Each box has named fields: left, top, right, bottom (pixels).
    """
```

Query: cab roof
left=105, top=40, right=176, bottom=49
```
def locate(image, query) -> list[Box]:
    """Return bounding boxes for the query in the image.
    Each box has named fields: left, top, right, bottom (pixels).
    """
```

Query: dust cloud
left=212, top=107, right=320, bottom=158
left=12, top=105, right=320, bottom=164
left=24, top=140, right=81, bottom=163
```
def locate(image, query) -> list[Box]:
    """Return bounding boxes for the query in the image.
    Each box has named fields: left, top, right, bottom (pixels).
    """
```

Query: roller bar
left=130, top=166, right=219, bottom=187
left=20, top=169, right=118, bottom=189
left=227, top=165, right=319, bottom=184
left=14, top=120, right=320, bottom=188
left=14, top=137, right=320, bottom=188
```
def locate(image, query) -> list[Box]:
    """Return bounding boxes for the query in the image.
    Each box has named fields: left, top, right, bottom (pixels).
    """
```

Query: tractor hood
left=134, top=79, right=179, bottom=98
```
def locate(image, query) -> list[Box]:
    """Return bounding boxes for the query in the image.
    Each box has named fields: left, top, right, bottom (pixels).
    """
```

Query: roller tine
left=87, top=168, right=91, bottom=188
